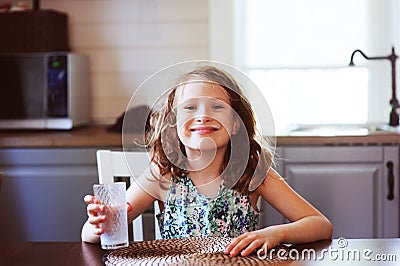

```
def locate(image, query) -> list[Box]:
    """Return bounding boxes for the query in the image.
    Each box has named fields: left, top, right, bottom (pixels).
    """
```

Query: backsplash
left=41, top=0, right=209, bottom=124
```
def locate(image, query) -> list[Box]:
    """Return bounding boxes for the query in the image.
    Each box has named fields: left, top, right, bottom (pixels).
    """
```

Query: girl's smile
left=189, top=124, right=221, bottom=134
left=174, top=80, right=240, bottom=152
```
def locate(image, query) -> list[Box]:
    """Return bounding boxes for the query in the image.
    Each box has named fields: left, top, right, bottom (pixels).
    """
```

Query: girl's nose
left=194, top=104, right=211, bottom=121
left=195, top=115, right=211, bottom=123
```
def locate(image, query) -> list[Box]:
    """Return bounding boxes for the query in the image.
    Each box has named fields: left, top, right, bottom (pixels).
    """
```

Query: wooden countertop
left=0, top=125, right=400, bottom=148
left=277, top=132, right=400, bottom=146
left=0, top=125, right=122, bottom=148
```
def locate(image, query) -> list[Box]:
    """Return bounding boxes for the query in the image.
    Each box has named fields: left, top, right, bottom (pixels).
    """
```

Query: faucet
left=349, top=46, right=400, bottom=127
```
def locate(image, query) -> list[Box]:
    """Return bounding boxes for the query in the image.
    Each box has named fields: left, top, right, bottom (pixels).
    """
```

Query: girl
left=81, top=65, right=332, bottom=257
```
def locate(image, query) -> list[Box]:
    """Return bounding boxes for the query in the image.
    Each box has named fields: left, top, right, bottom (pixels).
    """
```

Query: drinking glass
left=93, top=182, right=129, bottom=249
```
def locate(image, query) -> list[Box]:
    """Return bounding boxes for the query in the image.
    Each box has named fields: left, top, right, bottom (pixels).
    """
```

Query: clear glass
left=93, top=182, right=129, bottom=249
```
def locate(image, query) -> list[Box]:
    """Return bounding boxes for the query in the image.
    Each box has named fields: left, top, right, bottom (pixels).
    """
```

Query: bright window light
left=249, top=68, right=368, bottom=133
left=235, top=0, right=394, bottom=134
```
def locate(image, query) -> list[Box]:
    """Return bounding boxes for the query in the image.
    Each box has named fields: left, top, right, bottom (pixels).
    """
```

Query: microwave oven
left=0, top=52, right=90, bottom=130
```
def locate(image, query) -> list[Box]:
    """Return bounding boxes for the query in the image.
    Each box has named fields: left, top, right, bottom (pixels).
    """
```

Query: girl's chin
left=186, top=143, right=217, bottom=151
left=184, top=139, right=230, bottom=151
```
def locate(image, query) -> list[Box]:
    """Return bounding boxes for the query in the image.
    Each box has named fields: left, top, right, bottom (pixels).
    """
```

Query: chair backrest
left=96, top=150, right=161, bottom=241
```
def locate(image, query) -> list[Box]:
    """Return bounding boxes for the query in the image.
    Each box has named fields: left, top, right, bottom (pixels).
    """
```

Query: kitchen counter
left=0, top=125, right=400, bottom=148
left=277, top=131, right=400, bottom=146
left=0, top=125, right=122, bottom=148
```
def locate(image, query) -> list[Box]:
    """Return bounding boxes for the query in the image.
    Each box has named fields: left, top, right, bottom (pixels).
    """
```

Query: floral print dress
left=156, top=175, right=259, bottom=239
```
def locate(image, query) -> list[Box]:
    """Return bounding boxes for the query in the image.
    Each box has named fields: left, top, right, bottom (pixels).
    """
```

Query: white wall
left=42, top=0, right=210, bottom=124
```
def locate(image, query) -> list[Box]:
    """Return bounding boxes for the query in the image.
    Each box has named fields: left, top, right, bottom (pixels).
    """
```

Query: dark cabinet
left=0, top=148, right=98, bottom=241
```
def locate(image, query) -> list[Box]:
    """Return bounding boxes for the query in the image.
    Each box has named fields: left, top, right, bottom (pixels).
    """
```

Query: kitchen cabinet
left=0, top=147, right=157, bottom=242
left=0, top=148, right=98, bottom=242
left=261, top=145, right=399, bottom=238
left=1, top=143, right=398, bottom=241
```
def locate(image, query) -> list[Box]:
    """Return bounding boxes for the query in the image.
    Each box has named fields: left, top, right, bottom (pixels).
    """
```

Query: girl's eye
left=212, top=105, right=225, bottom=110
left=184, top=105, right=196, bottom=111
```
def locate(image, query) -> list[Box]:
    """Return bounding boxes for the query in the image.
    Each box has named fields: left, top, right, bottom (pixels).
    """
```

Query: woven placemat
left=104, top=236, right=291, bottom=265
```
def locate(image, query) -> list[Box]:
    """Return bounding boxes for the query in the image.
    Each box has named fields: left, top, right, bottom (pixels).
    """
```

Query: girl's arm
left=125, top=173, right=159, bottom=223
left=225, top=168, right=333, bottom=257
left=81, top=169, right=159, bottom=243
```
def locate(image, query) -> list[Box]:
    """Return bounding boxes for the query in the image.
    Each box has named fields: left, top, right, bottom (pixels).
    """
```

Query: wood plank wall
left=42, top=0, right=210, bottom=124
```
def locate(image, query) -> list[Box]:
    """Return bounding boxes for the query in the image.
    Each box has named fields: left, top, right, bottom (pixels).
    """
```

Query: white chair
left=96, top=149, right=161, bottom=241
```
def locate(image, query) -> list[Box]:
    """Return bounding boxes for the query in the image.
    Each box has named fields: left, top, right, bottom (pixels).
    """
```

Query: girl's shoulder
left=254, top=168, right=283, bottom=193
left=135, top=163, right=172, bottom=198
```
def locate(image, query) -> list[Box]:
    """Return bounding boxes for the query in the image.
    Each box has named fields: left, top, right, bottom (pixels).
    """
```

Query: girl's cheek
left=176, top=110, right=191, bottom=125
left=176, top=118, right=188, bottom=133
left=214, top=114, right=234, bottom=131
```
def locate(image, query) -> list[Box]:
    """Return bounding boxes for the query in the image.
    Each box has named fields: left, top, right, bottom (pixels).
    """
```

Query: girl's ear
left=232, top=118, right=240, bottom=135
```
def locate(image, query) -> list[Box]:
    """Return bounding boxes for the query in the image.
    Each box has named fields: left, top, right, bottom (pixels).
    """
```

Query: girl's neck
left=185, top=146, right=226, bottom=187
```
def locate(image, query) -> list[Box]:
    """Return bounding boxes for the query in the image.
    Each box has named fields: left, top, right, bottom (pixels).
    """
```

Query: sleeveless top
left=156, top=175, right=259, bottom=239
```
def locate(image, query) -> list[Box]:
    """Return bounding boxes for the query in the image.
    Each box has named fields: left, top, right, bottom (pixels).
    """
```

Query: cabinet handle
left=386, top=161, right=395, bottom=201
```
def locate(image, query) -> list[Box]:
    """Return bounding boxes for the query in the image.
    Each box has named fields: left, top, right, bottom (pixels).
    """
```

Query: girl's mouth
left=189, top=125, right=220, bottom=134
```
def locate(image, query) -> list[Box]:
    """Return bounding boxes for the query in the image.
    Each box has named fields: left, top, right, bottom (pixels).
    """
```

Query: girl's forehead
left=174, top=79, right=230, bottom=104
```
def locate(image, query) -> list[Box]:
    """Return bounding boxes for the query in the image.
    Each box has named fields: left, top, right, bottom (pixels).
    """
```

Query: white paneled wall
left=41, top=0, right=210, bottom=124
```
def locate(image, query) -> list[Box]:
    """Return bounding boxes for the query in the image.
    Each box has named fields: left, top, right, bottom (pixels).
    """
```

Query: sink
left=284, top=124, right=400, bottom=136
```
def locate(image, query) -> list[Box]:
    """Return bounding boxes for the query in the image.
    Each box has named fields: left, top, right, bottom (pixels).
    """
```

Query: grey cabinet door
left=0, top=148, right=98, bottom=241
left=260, top=146, right=399, bottom=238
left=286, top=163, right=380, bottom=238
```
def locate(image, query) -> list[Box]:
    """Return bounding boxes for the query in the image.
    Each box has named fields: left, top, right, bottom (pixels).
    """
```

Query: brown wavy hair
left=145, top=65, right=274, bottom=194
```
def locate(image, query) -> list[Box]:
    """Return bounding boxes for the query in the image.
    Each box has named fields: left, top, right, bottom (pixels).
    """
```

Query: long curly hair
left=145, top=65, right=274, bottom=194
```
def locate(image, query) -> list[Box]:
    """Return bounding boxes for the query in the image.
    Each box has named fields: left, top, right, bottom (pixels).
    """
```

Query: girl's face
left=173, top=80, right=240, bottom=152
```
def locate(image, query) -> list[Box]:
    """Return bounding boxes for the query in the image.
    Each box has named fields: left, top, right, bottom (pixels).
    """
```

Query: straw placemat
left=103, top=236, right=291, bottom=265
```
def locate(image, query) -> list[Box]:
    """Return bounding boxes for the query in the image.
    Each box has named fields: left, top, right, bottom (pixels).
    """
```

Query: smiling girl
left=81, top=65, right=332, bottom=257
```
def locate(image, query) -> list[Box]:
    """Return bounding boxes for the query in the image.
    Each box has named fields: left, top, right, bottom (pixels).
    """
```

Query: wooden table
left=0, top=241, right=106, bottom=266
left=0, top=239, right=399, bottom=265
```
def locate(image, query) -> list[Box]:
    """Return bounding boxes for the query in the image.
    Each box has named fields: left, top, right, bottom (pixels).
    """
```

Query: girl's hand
left=83, top=195, right=133, bottom=235
left=84, top=195, right=106, bottom=235
left=224, top=227, right=281, bottom=257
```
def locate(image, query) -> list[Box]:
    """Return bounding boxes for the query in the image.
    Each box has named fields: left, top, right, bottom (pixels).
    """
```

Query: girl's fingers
left=84, top=194, right=102, bottom=205
left=94, top=227, right=104, bottom=235
left=239, top=239, right=263, bottom=257
left=224, top=237, right=239, bottom=254
left=87, top=203, right=105, bottom=216
left=83, top=195, right=95, bottom=204
left=226, top=235, right=254, bottom=257
left=88, top=214, right=107, bottom=226
left=84, top=194, right=107, bottom=236
left=224, top=234, right=248, bottom=255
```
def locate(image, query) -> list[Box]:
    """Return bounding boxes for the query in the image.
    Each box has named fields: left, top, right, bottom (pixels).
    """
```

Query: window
left=249, top=68, right=368, bottom=133
left=210, top=0, right=400, bottom=134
